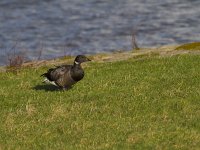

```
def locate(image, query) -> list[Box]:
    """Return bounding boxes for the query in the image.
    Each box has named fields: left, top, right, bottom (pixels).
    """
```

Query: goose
left=41, top=55, right=91, bottom=90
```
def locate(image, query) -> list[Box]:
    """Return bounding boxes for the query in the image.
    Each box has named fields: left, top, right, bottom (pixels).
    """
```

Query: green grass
left=0, top=54, right=200, bottom=149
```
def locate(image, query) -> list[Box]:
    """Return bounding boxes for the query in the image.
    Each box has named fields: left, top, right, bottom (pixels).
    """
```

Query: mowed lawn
left=0, top=54, right=200, bottom=149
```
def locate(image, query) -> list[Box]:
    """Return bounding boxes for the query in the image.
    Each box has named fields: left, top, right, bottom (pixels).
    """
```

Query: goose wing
left=42, top=65, right=72, bottom=81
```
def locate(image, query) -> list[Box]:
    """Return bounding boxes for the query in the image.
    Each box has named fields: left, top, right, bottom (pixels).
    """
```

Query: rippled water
left=0, top=0, right=199, bottom=65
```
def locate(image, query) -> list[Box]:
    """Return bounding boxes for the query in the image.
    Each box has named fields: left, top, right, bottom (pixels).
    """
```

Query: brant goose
left=41, top=55, right=91, bottom=90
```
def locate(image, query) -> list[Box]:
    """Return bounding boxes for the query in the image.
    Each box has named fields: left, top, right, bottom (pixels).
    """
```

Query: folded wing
left=41, top=65, right=72, bottom=82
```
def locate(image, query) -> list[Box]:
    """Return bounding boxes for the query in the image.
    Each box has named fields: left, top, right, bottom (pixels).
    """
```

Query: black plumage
left=41, top=55, right=91, bottom=90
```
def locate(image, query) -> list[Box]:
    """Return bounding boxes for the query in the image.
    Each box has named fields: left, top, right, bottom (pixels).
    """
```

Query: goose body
left=41, top=55, right=91, bottom=90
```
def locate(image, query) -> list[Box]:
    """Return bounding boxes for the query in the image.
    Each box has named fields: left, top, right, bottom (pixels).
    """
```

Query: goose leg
left=62, top=86, right=72, bottom=91
left=62, top=87, right=67, bottom=91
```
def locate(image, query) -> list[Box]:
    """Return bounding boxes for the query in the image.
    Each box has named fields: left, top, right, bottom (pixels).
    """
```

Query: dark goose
left=41, top=55, right=91, bottom=90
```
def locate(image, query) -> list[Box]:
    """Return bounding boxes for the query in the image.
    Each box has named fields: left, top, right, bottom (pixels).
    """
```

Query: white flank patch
left=74, top=61, right=79, bottom=64
left=43, top=78, right=57, bottom=86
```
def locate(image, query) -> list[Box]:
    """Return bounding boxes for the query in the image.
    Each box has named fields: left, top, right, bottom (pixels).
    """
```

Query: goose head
left=74, top=55, right=91, bottom=64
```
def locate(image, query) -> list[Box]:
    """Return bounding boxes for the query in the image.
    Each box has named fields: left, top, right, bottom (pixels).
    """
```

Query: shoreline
left=1, top=43, right=200, bottom=72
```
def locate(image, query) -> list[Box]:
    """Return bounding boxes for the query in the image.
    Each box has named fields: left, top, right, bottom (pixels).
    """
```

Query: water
left=0, top=0, right=199, bottom=65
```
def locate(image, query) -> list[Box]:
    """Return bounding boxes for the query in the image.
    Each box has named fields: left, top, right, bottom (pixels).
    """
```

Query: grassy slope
left=0, top=54, right=200, bottom=149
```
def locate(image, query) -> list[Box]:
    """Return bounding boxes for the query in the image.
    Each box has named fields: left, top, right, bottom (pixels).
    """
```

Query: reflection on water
left=0, top=0, right=199, bottom=65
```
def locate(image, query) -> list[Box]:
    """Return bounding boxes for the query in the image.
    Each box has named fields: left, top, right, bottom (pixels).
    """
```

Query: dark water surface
left=0, top=0, right=199, bottom=65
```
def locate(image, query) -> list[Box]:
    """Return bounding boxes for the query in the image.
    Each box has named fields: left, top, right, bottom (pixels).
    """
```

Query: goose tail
left=40, top=73, right=48, bottom=77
